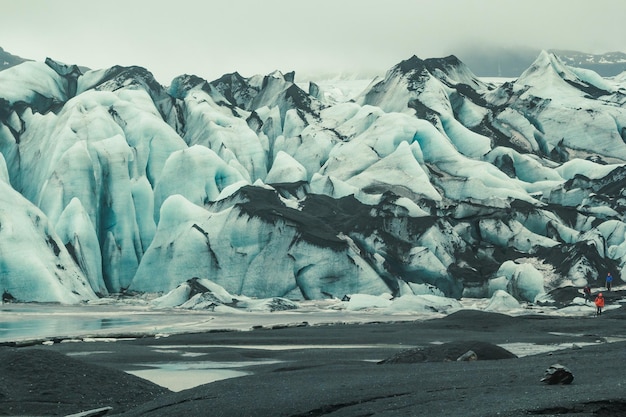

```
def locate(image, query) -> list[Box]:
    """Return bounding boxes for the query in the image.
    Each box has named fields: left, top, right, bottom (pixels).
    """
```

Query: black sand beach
left=2, top=308, right=626, bottom=416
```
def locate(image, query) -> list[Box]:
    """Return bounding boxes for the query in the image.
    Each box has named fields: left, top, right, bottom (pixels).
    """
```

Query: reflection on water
left=128, top=367, right=248, bottom=391
left=0, top=317, right=137, bottom=339
left=498, top=342, right=599, bottom=357
left=153, top=344, right=412, bottom=351
left=0, top=301, right=422, bottom=344
left=0, top=304, right=166, bottom=343
left=0, top=315, right=140, bottom=341
left=127, top=360, right=281, bottom=391
left=100, top=317, right=135, bottom=329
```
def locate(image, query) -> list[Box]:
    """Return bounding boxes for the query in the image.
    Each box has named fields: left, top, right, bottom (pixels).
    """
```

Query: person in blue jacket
left=606, top=272, right=613, bottom=291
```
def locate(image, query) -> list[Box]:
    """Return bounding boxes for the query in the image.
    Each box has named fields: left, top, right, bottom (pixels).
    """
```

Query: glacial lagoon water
left=2, top=299, right=619, bottom=392
left=0, top=300, right=424, bottom=344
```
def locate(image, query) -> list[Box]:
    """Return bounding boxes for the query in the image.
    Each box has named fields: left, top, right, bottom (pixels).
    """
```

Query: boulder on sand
left=541, top=363, right=574, bottom=385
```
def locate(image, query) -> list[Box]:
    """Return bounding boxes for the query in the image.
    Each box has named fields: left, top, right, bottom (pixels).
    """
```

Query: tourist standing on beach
left=606, top=272, right=613, bottom=291
left=595, top=292, right=605, bottom=316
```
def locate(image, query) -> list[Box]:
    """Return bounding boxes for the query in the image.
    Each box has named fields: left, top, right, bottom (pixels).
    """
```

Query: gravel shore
left=2, top=308, right=626, bottom=416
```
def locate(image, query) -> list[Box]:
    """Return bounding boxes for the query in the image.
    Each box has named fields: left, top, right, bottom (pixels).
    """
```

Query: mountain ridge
left=3, top=46, right=626, bottom=83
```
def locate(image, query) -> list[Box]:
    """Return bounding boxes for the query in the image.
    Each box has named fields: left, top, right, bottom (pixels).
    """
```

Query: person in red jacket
left=595, top=292, right=605, bottom=316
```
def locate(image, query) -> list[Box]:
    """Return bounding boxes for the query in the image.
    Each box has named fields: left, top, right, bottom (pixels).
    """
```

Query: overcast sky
left=1, top=0, right=625, bottom=84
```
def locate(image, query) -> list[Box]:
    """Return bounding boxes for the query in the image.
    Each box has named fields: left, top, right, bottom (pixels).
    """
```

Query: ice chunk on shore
left=485, top=290, right=522, bottom=312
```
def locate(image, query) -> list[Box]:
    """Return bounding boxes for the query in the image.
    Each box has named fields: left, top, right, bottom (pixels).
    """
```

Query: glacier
left=1, top=50, right=626, bottom=304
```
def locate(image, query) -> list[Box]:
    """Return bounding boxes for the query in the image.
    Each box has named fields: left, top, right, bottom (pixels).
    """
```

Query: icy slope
left=1, top=51, right=626, bottom=303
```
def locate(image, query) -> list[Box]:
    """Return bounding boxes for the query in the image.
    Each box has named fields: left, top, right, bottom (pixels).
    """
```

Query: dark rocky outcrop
left=0, top=348, right=170, bottom=415
left=378, top=340, right=517, bottom=364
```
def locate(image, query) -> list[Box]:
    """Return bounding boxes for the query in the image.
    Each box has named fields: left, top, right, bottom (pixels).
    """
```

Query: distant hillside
left=456, top=47, right=626, bottom=77
left=0, top=47, right=92, bottom=74
left=551, top=49, right=626, bottom=77
left=0, top=46, right=29, bottom=70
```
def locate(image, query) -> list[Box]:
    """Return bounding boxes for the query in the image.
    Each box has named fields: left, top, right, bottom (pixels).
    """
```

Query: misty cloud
left=1, top=0, right=624, bottom=83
